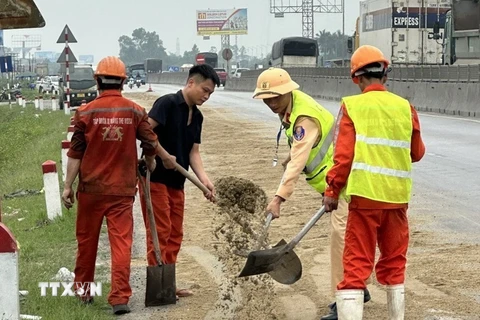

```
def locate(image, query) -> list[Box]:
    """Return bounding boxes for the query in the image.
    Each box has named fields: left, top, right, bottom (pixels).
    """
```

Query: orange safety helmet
left=94, top=56, right=127, bottom=79
left=253, top=67, right=299, bottom=99
left=350, top=45, right=390, bottom=84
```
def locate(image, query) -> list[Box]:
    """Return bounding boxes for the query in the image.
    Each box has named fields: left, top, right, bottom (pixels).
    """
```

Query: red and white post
left=61, top=140, right=70, bottom=183
left=51, top=96, right=57, bottom=111
left=0, top=223, right=20, bottom=320
left=67, top=125, right=75, bottom=142
left=42, top=161, right=62, bottom=220
left=64, top=26, right=71, bottom=115
left=39, top=96, right=44, bottom=111
left=34, top=96, right=39, bottom=109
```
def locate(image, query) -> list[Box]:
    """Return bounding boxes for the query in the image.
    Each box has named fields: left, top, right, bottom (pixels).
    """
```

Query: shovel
left=173, top=164, right=304, bottom=285
left=238, top=206, right=326, bottom=285
left=137, top=169, right=177, bottom=306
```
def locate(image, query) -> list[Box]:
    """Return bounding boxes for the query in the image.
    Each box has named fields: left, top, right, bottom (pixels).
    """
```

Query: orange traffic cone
left=147, top=83, right=153, bottom=92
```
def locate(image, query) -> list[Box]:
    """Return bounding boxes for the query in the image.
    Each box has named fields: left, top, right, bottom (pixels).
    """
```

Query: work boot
left=335, top=289, right=364, bottom=320
left=320, top=289, right=371, bottom=320
left=387, top=284, right=405, bottom=320
left=320, top=301, right=337, bottom=320
left=112, top=304, right=131, bottom=315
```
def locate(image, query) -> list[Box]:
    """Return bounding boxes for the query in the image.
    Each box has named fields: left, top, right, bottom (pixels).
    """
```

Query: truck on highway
left=353, top=0, right=451, bottom=64
left=269, top=37, right=319, bottom=68
left=195, top=52, right=218, bottom=68
left=430, top=0, right=480, bottom=65
left=144, top=58, right=163, bottom=73
left=128, top=63, right=146, bottom=85
left=59, top=64, right=97, bottom=109
left=35, top=63, right=48, bottom=76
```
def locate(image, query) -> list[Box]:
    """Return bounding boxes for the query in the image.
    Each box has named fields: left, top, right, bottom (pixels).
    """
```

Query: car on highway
left=214, top=68, right=227, bottom=87
left=39, top=75, right=61, bottom=93
left=232, top=68, right=250, bottom=78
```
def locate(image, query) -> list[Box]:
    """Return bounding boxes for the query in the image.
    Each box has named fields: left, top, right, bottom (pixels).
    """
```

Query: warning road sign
left=57, top=47, right=78, bottom=63
left=56, top=24, right=77, bottom=44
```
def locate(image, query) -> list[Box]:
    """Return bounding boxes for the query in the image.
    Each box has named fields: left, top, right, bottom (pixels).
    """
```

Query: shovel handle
left=137, top=168, right=163, bottom=266
left=253, top=213, right=273, bottom=251
left=287, top=206, right=326, bottom=251
left=264, top=213, right=273, bottom=229
left=174, top=163, right=216, bottom=202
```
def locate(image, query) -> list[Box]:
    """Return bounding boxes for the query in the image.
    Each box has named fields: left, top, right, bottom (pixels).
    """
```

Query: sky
left=5, top=0, right=360, bottom=64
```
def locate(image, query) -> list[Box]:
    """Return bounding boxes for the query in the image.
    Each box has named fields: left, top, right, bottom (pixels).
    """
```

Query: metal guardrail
left=240, top=64, right=480, bottom=83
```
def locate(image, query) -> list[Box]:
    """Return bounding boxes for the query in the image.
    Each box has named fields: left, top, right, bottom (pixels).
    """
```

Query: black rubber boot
left=320, top=288, right=371, bottom=320
left=320, top=301, right=338, bottom=320
left=112, top=304, right=131, bottom=315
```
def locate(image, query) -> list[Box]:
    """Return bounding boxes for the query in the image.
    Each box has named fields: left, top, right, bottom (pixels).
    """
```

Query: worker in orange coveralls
left=62, top=56, right=160, bottom=315
left=138, top=64, right=219, bottom=299
left=323, top=45, right=425, bottom=320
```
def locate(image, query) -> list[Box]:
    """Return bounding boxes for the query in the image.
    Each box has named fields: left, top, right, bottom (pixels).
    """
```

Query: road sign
left=222, top=48, right=233, bottom=61
left=57, top=47, right=78, bottom=63
left=0, top=56, right=13, bottom=73
left=168, top=66, right=180, bottom=72
left=56, top=24, right=77, bottom=43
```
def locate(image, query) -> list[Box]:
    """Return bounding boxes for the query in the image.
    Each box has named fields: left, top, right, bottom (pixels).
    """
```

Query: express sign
left=392, top=8, right=448, bottom=29
left=393, top=16, right=420, bottom=27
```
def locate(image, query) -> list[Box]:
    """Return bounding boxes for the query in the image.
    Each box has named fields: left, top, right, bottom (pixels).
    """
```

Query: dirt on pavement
left=115, top=92, right=480, bottom=320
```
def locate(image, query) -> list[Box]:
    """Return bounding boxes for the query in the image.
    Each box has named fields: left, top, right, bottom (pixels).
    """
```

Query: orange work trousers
left=74, top=192, right=134, bottom=306
left=139, top=180, right=185, bottom=265
left=337, top=207, right=409, bottom=290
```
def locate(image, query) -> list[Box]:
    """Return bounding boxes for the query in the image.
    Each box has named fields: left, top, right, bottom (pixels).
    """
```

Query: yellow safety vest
left=285, top=90, right=335, bottom=194
left=343, top=90, right=413, bottom=203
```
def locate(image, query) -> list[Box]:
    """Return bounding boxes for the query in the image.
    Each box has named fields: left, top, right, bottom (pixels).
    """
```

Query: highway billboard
left=79, top=55, right=94, bottom=64
left=196, top=8, right=248, bottom=36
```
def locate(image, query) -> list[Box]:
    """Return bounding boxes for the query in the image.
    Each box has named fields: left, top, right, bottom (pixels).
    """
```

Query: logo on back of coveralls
left=102, top=125, right=124, bottom=141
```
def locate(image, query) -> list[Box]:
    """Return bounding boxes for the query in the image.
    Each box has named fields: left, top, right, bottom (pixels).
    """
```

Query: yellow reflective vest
left=285, top=90, right=335, bottom=194
left=342, top=90, right=413, bottom=203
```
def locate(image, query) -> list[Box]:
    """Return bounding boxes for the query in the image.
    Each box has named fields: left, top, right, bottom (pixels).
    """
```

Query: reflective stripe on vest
left=305, top=125, right=334, bottom=174
left=355, top=134, right=410, bottom=149
left=351, top=163, right=411, bottom=179
left=285, top=90, right=335, bottom=194
left=343, top=90, right=413, bottom=203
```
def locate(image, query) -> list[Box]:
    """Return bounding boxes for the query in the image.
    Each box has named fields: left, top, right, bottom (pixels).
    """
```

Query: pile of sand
left=211, top=176, right=277, bottom=319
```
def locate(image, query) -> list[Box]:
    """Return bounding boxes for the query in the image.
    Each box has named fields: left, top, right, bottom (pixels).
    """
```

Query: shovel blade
left=238, top=239, right=289, bottom=278
left=268, top=249, right=303, bottom=285
left=145, top=264, right=177, bottom=307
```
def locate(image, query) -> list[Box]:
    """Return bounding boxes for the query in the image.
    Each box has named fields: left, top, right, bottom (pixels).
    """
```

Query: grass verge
left=0, top=104, right=114, bottom=320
